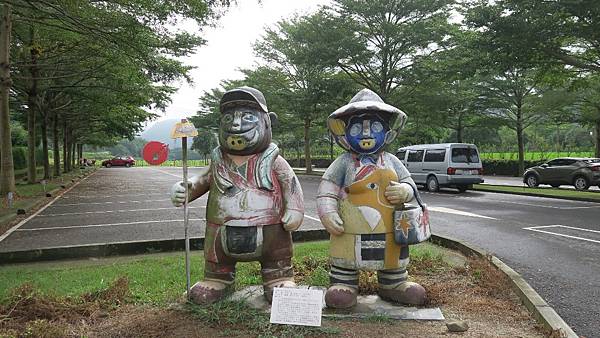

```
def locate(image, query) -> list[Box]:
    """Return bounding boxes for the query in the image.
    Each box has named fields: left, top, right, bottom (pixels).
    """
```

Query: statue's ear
left=268, top=112, right=278, bottom=127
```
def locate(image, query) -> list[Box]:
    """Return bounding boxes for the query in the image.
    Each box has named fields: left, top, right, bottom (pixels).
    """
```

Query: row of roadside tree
left=0, top=0, right=231, bottom=195
left=191, top=0, right=600, bottom=175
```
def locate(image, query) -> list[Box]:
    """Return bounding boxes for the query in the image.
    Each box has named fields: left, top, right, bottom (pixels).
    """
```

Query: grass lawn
left=474, top=184, right=600, bottom=201
left=0, top=241, right=446, bottom=306
left=0, top=241, right=548, bottom=338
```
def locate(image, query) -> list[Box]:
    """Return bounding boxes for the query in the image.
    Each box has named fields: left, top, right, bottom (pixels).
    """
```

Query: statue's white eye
left=372, top=121, right=383, bottom=133
left=349, top=123, right=361, bottom=136
left=242, top=114, right=258, bottom=123
left=368, top=183, right=378, bottom=190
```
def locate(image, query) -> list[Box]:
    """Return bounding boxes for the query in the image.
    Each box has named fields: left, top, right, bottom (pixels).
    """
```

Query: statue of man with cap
left=170, top=86, right=304, bottom=304
left=317, top=88, right=427, bottom=309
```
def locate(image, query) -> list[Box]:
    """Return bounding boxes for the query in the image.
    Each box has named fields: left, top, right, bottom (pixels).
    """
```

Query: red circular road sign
left=142, top=141, right=169, bottom=165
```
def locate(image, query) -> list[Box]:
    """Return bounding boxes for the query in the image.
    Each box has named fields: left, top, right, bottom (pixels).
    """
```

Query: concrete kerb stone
left=431, top=234, right=577, bottom=338
left=474, top=184, right=600, bottom=204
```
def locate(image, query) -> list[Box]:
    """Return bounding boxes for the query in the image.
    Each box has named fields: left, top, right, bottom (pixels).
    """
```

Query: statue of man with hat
left=170, top=86, right=305, bottom=304
left=317, top=88, right=427, bottom=308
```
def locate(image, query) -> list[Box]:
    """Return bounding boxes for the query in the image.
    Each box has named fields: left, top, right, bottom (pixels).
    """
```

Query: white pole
left=182, top=136, right=191, bottom=300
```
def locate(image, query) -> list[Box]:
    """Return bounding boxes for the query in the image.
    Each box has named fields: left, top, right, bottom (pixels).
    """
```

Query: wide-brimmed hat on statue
left=327, top=88, right=407, bottom=151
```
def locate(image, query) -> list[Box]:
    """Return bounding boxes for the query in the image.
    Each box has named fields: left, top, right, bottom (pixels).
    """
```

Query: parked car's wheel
left=525, top=174, right=539, bottom=188
left=573, top=176, right=590, bottom=191
left=550, top=184, right=560, bottom=188
left=125, top=163, right=131, bottom=167
left=457, top=185, right=468, bottom=193
left=426, top=176, right=439, bottom=192
left=105, top=163, right=112, bottom=168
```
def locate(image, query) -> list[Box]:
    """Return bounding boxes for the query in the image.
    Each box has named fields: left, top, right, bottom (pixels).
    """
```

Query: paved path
left=0, top=167, right=324, bottom=253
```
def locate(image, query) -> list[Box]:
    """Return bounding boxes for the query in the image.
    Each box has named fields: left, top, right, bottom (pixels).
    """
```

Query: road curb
left=430, top=234, right=577, bottom=338
left=474, top=184, right=600, bottom=203
left=0, top=229, right=329, bottom=264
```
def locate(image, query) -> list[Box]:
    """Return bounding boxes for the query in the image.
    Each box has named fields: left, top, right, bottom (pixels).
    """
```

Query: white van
left=395, top=143, right=484, bottom=193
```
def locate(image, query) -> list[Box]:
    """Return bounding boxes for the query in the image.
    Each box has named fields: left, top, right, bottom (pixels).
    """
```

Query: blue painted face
left=345, top=114, right=389, bottom=154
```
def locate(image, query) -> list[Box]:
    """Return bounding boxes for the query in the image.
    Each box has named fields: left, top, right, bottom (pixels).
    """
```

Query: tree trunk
left=53, top=112, right=60, bottom=176
left=40, top=109, right=50, bottom=179
left=595, top=120, right=600, bottom=158
left=63, top=121, right=68, bottom=173
left=0, top=4, right=15, bottom=195
left=304, top=118, right=312, bottom=174
left=517, top=122, right=525, bottom=177
left=27, top=25, right=38, bottom=183
left=456, top=115, right=464, bottom=143
left=71, top=141, right=76, bottom=169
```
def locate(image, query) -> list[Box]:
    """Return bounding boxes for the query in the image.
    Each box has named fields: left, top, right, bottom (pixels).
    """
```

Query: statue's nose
left=362, top=120, right=371, bottom=137
left=231, top=112, right=242, bottom=131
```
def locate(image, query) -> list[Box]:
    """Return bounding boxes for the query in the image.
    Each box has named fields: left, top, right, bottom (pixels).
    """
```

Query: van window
left=451, top=147, right=479, bottom=163
left=396, top=150, right=406, bottom=161
left=407, top=150, right=424, bottom=162
left=424, top=149, right=446, bottom=162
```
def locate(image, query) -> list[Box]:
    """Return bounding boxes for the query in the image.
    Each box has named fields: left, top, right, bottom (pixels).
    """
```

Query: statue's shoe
left=378, top=281, right=427, bottom=305
left=325, top=285, right=357, bottom=309
left=263, top=279, right=296, bottom=303
left=188, top=280, right=230, bottom=305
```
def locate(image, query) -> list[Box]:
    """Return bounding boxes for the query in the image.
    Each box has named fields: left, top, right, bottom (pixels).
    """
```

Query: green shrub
left=482, top=159, right=545, bottom=176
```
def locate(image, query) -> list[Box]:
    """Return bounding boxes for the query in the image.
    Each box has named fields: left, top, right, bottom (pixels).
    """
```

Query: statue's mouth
left=359, top=138, right=376, bottom=150
left=223, top=129, right=259, bottom=150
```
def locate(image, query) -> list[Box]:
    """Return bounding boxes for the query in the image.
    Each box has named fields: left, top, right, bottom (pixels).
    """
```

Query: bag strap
left=408, top=183, right=426, bottom=211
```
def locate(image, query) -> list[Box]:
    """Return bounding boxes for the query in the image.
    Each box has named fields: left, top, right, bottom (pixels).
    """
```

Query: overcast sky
left=147, top=0, right=330, bottom=129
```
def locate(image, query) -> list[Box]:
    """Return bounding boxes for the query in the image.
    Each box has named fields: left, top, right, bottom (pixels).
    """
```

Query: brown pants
left=203, top=222, right=293, bottom=284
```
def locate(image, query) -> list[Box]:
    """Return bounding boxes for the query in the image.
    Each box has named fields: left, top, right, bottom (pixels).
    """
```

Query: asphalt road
left=421, top=187, right=600, bottom=338
left=0, top=166, right=598, bottom=336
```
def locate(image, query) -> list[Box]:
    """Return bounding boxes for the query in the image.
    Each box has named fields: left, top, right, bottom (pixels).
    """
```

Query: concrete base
left=229, top=285, right=444, bottom=321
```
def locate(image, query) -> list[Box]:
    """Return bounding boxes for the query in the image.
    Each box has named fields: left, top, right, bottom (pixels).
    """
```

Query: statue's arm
left=273, top=156, right=304, bottom=231
left=188, top=165, right=212, bottom=201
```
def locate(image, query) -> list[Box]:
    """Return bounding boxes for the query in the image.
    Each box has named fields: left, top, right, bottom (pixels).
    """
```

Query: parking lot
left=0, top=167, right=324, bottom=254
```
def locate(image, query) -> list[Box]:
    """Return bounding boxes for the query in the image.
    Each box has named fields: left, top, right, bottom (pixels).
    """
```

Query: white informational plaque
left=269, top=287, right=323, bottom=327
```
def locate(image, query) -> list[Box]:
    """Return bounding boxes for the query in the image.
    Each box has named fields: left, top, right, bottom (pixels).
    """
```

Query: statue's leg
left=377, top=245, right=427, bottom=305
left=189, top=223, right=235, bottom=305
left=260, top=223, right=295, bottom=302
left=325, top=265, right=359, bottom=309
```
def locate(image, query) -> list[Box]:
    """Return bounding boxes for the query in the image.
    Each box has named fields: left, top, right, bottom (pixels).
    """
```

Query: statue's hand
left=282, top=209, right=303, bottom=231
left=170, top=181, right=192, bottom=207
left=384, top=181, right=413, bottom=206
left=321, top=212, right=344, bottom=236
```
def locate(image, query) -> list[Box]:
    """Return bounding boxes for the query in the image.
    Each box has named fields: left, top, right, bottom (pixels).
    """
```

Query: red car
left=102, top=156, right=135, bottom=168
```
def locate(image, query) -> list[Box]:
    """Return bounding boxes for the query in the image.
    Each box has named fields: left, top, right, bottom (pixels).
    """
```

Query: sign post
left=170, top=119, right=198, bottom=300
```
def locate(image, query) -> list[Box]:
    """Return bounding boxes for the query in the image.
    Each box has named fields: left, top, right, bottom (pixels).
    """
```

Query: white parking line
left=54, top=199, right=171, bottom=206
left=62, top=193, right=169, bottom=199
left=38, top=206, right=205, bottom=217
left=428, top=206, right=497, bottom=220
left=523, top=225, right=600, bottom=244
left=16, top=219, right=206, bottom=232
left=150, top=167, right=183, bottom=179
left=0, top=172, right=96, bottom=243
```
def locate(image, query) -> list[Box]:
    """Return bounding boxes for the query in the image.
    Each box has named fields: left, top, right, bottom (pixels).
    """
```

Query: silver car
left=523, top=157, right=600, bottom=191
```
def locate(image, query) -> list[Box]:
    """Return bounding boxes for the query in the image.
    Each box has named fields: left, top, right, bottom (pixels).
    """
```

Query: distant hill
left=140, top=119, right=192, bottom=149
